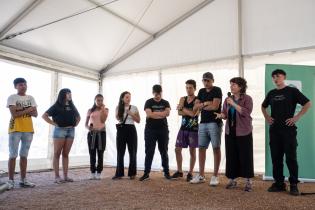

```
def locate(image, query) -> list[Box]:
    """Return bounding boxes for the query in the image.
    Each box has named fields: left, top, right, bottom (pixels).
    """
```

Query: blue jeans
left=53, top=127, right=75, bottom=139
left=9, top=132, right=33, bottom=158
left=198, top=123, right=222, bottom=149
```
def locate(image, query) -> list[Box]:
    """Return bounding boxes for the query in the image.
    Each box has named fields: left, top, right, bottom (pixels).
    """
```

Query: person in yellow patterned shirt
left=6, top=78, right=37, bottom=190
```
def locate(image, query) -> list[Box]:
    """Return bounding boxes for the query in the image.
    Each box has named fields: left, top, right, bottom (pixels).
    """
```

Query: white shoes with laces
left=209, top=176, right=219, bottom=186
left=190, top=174, right=206, bottom=184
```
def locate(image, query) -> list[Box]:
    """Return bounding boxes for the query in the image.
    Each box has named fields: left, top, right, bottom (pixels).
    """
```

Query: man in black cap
left=262, top=69, right=311, bottom=196
left=191, top=72, right=222, bottom=186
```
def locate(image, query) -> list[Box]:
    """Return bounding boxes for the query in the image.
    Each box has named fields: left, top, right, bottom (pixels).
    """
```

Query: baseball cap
left=202, top=72, right=214, bottom=80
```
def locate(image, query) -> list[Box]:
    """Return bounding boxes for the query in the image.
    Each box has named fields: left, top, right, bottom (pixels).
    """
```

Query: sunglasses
left=202, top=79, right=210, bottom=82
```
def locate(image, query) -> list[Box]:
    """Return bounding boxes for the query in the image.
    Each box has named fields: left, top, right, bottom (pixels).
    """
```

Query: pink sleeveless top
left=87, top=109, right=105, bottom=130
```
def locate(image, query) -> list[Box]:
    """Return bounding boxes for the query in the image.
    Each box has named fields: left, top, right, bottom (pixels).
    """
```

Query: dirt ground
left=0, top=167, right=315, bottom=210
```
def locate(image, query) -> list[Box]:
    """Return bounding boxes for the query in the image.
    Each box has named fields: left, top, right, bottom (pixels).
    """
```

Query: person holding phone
left=85, top=94, right=108, bottom=180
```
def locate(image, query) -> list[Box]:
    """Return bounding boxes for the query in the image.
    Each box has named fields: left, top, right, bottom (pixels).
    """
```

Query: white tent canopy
left=0, top=0, right=314, bottom=77
left=1, top=0, right=315, bottom=173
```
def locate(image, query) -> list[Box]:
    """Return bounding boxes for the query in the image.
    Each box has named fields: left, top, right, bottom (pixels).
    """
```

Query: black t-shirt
left=197, top=87, right=222, bottom=124
left=46, top=103, right=80, bottom=127
left=180, top=96, right=198, bottom=131
left=262, top=86, right=309, bottom=129
left=144, top=98, right=170, bottom=129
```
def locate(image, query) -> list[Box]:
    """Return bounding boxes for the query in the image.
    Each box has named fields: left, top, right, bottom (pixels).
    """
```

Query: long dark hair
left=55, top=88, right=75, bottom=109
left=90, top=94, right=104, bottom=113
left=117, top=91, right=130, bottom=122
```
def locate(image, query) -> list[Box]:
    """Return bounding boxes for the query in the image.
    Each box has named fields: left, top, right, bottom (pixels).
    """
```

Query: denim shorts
left=198, top=123, right=222, bottom=149
left=53, top=127, right=75, bottom=139
left=9, top=132, right=33, bottom=158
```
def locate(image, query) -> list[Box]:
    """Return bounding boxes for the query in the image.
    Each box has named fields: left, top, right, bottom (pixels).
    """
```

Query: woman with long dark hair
left=112, top=91, right=140, bottom=180
left=42, top=88, right=80, bottom=183
left=215, top=77, right=254, bottom=192
left=85, top=94, right=108, bottom=180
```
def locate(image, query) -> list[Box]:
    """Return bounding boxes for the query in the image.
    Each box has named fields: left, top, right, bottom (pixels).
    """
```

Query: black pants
left=225, top=133, right=254, bottom=179
left=269, top=127, right=298, bottom=184
left=144, top=127, right=169, bottom=174
left=87, top=131, right=106, bottom=173
left=115, top=124, right=138, bottom=177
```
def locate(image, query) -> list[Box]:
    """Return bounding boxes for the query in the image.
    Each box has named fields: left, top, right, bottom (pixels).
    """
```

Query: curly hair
left=230, top=77, right=247, bottom=94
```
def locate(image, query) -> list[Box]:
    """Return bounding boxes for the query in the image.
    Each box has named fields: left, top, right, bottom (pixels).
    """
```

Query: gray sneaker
left=244, top=181, right=253, bottom=192
left=89, top=173, right=96, bottom=180
left=95, top=173, right=101, bottom=180
left=226, top=179, right=237, bottom=189
left=6, top=180, right=14, bottom=190
left=19, top=179, right=35, bottom=188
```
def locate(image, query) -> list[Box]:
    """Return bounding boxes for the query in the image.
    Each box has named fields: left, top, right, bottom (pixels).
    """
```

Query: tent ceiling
left=0, top=0, right=33, bottom=32
left=0, top=0, right=205, bottom=72
left=2, top=0, right=315, bottom=77
left=109, top=0, right=238, bottom=75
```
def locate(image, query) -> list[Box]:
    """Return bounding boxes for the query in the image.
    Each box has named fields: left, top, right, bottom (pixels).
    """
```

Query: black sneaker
left=171, top=171, right=183, bottom=179
left=186, top=173, right=193, bottom=182
left=267, top=182, right=287, bottom=192
left=289, top=184, right=300, bottom=196
left=139, top=173, right=150, bottom=181
left=164, top=172, right=172, bottom=180
left=112, top=175, right=123, bottom=180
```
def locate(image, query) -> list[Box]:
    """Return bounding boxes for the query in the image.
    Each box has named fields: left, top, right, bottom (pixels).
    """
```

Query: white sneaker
left=209, top=176, right=219, bottom=186
left=89, top=173, right=96, bottom=180
left=190, top=174, right=206, bottom=184
left=95, top=173, right=101, bottom=180
left=54, top=177, right=65, bottom=184
left=6, top=180, right=14, bottom=190
left=19, top=179, right=35, bottom=188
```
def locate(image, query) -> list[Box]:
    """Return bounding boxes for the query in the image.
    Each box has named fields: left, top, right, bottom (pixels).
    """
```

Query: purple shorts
left=175, top=129, right=198, bottom=148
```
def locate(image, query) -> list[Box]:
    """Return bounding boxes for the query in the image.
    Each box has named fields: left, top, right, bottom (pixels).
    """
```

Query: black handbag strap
left=121, top=105, right=131, bottom=125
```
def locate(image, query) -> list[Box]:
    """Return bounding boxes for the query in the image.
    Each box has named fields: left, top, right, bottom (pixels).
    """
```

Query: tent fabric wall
left=0, top=61, right=52, bottom=171
left=0, top=60, right=99, bottom=171
left=1, top=0, right=315, bottom=174
left=102, top=49, right=315, bottom=173
left=102, top=59, right=241, bottom=173
left=102, top=71, right=160, bottom=169
left=242, top=0, right=315, bottom=55
left=1, top=48, right=315, bottom=172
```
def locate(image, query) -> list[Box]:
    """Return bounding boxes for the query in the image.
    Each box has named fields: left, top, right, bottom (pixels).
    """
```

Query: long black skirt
left=225, top=132, right=254, bottom=179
